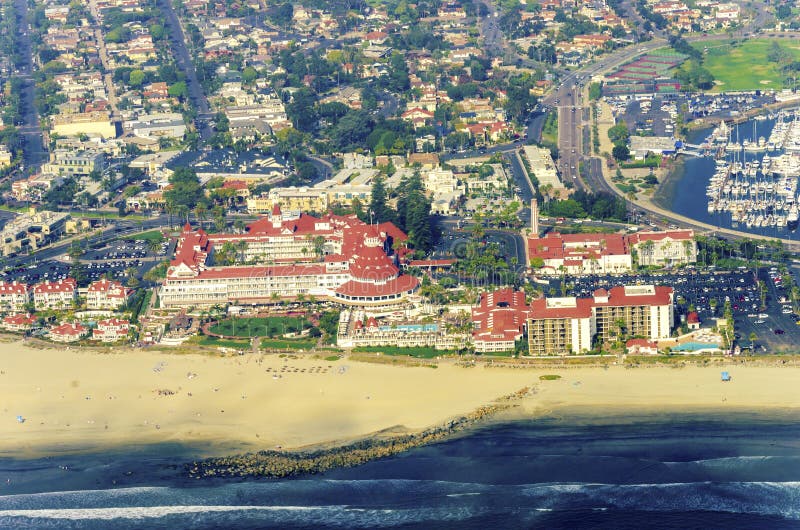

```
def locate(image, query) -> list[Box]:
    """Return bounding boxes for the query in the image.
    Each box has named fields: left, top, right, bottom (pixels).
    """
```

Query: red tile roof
left=335, top=275, right=419, bottom=298
left=594, top=285, right=673, bottom=307
left=348, top=245, right=398, bottom=281
left=189, top=263, right=330, bottom=280
left=50, top=323, right=86, bottom=336
left=629, top=230, right=694, bottom=244
left=0, top=281, right=29, bottom=295
left=626, top=338, right=658, bottom=349
left=33, top=278, right=77, bottom=294
left=87, top=278, right=129, bottom=297
left=3, top=313, right=36, bottom=326
left=529, top=297, right=594, bottom=319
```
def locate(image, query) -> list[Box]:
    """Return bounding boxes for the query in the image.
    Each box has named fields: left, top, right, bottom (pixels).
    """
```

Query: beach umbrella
left=16, top=415, right=24, bottom=423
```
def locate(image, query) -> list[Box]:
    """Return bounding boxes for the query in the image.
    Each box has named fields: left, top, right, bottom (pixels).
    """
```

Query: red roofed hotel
left=33, top=278, right=77, bottom=310
left=471, top=288, right=536, bottom=353
left=160, top=207, right=419, bottom=308
left=526, top=285, right=674, bottom=355
left=527, top=232, right=632, bottom=275
left=469, top=285, right=674, bottom=355
left=528, top=230, right=696, bottom=274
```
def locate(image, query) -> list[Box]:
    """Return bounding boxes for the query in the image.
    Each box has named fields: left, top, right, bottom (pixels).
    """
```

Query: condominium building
left=527, top=296, right=595, bottom=355
left=591, top=285, right=674, bottom=342
left=86, top=278, right=133, bottom=310
left=33, top=278, right=78, bottom=310
left=92, top=318, right=131, bottom=343
left=0, top=281, right=31, bottom=312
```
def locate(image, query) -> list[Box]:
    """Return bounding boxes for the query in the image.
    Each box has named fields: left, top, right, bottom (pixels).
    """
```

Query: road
left=156, top=0, right=213, bottom=140
left=11, top=0, right=46, bottom=169
left=479, top=2, right=504, bottom=57
left=86, top=0, right=121, bottom=125
left=1, top=216, right=172, bottom=270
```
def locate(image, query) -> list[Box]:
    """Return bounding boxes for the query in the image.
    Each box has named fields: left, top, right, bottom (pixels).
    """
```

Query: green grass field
left=352, top=346, right=452, bottom=358
left=209, top=317, right=310, bottom=338
left=128, top=230, right=166, bottom=243
left=694, top=39, right=800, bottom=91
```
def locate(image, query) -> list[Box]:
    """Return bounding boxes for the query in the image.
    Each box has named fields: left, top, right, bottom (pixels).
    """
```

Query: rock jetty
left=187, top=387, right=532, bottom=479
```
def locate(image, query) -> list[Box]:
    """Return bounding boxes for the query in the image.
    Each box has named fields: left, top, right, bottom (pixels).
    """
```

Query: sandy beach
left=1, top=340, right=799, bottom=458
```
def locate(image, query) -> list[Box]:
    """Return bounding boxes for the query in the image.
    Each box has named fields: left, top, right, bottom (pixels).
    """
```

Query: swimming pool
left=672, top=341, right=720, bottom=352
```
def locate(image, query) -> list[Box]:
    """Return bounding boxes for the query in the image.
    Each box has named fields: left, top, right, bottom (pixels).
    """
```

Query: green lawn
left=209, top=317, right=311, bottom=338
left=694, top=39, right=800, bottom=91
left=352, top=346, right=453, bottom=358
left=128, top=230, right=166, bottom=243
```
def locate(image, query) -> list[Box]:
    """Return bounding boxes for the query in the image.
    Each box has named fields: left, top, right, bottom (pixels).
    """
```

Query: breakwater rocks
left=187, top=387, right=532, bottom=480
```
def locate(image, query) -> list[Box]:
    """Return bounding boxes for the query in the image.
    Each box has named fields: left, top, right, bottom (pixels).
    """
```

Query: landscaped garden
left=209, top=316, right=312, bottom=338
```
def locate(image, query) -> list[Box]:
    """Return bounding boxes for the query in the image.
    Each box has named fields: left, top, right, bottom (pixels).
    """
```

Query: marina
left=667, top=109, right=800, bottom=240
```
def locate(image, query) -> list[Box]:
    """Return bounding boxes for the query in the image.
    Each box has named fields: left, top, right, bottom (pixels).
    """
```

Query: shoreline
left=2, top=339, right=800, bottom=480
left=650, top=156, right=684, bottom=211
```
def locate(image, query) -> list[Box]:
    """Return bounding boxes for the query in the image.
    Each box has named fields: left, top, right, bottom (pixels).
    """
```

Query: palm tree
left=148, top=238, right=162, bottom=256
left=195, top=204, right=208, bottom=230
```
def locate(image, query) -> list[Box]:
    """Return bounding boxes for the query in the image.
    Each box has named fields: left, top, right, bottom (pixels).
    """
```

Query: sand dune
left=0, top=341, right=798, bottom=458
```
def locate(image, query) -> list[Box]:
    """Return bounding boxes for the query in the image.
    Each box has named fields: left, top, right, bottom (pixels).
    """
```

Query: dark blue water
left=1, top=411, right=799, bottom=528
left=668, top=117, right=800, bottom=240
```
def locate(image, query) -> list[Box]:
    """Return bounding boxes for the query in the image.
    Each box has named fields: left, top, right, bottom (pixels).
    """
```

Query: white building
left=33, top=278, right=77, bottom=310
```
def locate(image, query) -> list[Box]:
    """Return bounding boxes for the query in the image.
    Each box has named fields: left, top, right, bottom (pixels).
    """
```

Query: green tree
left=128, top=69, right=145, bottom=88
left=612, top=144, right=630, bottom=161
left=242, top=66, right=258, bottom=84
left=369, top=176, right=392, bottom=223
left=168, top=81, right=188, bottom=100
left=163, top=167, right=204, bottom=211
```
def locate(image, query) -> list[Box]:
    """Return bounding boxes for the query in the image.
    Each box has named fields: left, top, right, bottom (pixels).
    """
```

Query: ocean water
left=1, top=411, right=799, bottom=529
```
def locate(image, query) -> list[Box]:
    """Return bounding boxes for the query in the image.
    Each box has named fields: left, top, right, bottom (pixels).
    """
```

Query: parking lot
left=83, top=239, right=155, bottom=261
left=1, top=237, right=168, bottom=288
left=558, top=268, right=800, bottom=353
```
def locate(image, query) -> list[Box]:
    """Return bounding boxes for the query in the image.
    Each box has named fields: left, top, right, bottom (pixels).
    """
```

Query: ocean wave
left=520, top=481, right=800, bottom=520
left=2, top=479, right=799, bottom=525
left=0, top=505, right=327, bottom=520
